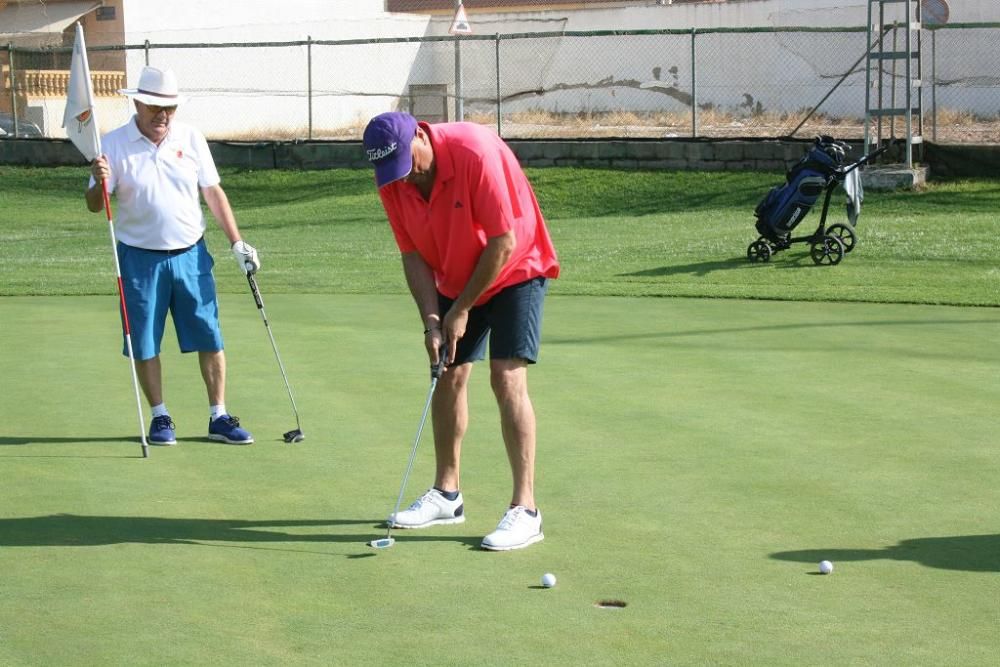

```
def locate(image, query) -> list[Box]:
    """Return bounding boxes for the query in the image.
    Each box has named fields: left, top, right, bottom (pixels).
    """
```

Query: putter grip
left=247, top=273, right=264, bottom=309
left=431, top=345, right=447, bottom=380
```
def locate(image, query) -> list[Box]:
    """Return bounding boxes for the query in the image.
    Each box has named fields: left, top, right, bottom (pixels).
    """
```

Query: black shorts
left=438, top=277, right=549, bottom=365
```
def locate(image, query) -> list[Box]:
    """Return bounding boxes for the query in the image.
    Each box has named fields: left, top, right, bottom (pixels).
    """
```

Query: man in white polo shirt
left=85, top=66, right=258, bottom=446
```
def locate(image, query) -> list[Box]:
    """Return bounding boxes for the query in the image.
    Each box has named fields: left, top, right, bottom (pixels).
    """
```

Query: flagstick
left=100, top=179, right=150, bottom=458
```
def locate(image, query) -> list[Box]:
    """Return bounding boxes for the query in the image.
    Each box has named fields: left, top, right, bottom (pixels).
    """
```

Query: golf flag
left=63, top=22, right=101, bottom=161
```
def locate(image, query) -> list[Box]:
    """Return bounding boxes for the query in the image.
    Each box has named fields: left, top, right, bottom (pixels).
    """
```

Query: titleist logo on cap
left=366, top=142, right=397, bottom=162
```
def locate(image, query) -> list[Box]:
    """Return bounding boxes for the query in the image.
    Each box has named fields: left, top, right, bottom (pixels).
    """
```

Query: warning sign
left=449, top=3, right=472, bottom=35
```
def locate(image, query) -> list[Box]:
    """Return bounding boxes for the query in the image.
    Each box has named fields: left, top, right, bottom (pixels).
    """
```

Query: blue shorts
left=438, top=277, right=549, bottom=365
left=117, top=239, right=224, bottom=361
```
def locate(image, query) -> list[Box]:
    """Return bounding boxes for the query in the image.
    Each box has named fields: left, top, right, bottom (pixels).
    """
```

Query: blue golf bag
left=746, top=136, right=891, bottom=266
left=754, top=137, right=846, bottom=243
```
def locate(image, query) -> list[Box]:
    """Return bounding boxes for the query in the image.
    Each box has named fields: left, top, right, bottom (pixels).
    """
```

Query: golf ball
left=819, top=560, right=834, bottom=575
left=541, top=573, right=557, bottom=588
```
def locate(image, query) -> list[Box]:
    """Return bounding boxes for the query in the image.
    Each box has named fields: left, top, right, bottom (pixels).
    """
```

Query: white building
left=2, top=0, right=995, bottom=139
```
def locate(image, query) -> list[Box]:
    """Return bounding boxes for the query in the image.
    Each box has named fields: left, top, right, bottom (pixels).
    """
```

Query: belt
left=140, top=237, right=202, bottom=255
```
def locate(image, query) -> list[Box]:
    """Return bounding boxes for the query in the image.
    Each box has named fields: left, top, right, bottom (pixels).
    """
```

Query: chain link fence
left=3, top=23, right=998, bottom=142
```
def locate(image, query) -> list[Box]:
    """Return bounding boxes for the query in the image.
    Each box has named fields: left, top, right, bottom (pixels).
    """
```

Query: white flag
left=63, top=22, right=101, bottom=161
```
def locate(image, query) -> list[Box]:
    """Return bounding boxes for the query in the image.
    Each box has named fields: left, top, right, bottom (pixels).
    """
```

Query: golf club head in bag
left=368, top=345, right=448, bottom=550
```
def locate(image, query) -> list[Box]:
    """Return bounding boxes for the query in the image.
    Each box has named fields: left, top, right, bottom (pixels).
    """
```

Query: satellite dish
left=922, top=0, right=950, bottom=26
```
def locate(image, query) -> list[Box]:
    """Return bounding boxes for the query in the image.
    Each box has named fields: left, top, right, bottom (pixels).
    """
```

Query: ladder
left=864, top=0, right=923, bottom=168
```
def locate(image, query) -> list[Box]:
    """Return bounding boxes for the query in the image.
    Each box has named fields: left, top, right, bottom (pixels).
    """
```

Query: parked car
left=0, top=112, right=44, bottom=138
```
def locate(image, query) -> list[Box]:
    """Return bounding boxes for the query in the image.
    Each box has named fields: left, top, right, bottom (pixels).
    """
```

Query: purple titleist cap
left=363, top=112, right=418, bottom=187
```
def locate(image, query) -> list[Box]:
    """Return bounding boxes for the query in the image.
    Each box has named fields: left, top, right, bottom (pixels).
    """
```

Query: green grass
left=2, top=166, right=998, bottom=305
left=0, top=166, right=999, bottom=665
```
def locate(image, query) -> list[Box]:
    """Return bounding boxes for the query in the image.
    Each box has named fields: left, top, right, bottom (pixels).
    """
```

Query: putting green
left=1, top=294, right=998, bottom=665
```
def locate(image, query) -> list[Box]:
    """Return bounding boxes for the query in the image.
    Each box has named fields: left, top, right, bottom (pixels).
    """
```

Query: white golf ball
left=541, top=573, right=557, bottom=588
left=819, top=560, right=834, bottom=575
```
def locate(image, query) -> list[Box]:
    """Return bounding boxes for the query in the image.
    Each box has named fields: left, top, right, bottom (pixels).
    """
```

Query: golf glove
left=232, top=240, right=260, bottom=275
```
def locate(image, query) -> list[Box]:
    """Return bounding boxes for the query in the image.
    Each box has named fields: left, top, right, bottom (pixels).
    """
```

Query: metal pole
left=890, top=20, right=897, bottom=140
left=931, top=29, right=937, bottom=143
left=876, top=5, right=885, bottom=147
left=144, top=39, right=150, bottom=65
left=904, top=0, right=913, bottom=168
left=690, top=28, right=697, bottom=138
left=7, top=43, right=17, bottom=138
left=915, top=0, right=924, bottom=162
left=454, top=1, right=463, bottom=121
left=307, top=35, right=313, bottom=140
left=864, top=1, right=873, bottom=153
left=495, top=32, right=501, bottom=136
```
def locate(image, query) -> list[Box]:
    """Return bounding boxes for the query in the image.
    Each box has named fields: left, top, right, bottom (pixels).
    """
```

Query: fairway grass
left=2, top=294, right=999, bottom=665
left=1, top=166, right=998, bottom=306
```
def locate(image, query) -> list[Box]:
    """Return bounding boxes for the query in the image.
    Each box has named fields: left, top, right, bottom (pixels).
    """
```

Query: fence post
left=691, top=28, right=698, bottom=138
left=8, top=43, right=18, bottom=138
left=495, top=32, right=501, bottom=136
left=454, top=2, right=464, bottom=121
left=931, top=29, right=937, bottom=143
left=144, top=40, right=150, bottom=65
left=307, top=35, right=313, bottom=140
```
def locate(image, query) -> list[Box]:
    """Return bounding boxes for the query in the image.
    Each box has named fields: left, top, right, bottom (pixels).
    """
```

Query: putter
left=369, top=345, right=447, bottom=549
left=245, top=266, right=304, bottom=443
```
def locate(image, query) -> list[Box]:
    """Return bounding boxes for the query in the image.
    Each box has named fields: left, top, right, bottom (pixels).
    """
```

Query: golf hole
left=594, top=599, right=627, bottom=610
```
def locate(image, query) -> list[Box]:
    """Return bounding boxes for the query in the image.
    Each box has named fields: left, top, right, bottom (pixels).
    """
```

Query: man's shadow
left=771, top=534, right=1000, bottom=573
left=621, top=250, right=837, bottom=278
left=0, top=514, right=482, bottom=550
left=619, top=257, right=745, bottom=278
left=0, top=436, right=297, bottom=458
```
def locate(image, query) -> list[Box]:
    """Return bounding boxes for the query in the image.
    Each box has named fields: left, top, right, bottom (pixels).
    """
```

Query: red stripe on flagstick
left=116, top=277, right=132, bottom=335
left=101, top=179, right=113, bottom=221
left=101, top=180, right=133, bottom=336
left=100, top=177, right=148, bottom=457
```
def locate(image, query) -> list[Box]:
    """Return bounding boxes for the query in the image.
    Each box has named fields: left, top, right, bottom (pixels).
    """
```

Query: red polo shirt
left=378, top=122, right=559, bottom=305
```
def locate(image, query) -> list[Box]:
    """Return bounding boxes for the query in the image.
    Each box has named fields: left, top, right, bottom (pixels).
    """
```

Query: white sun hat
left=118, top=66, right=189, bottom=106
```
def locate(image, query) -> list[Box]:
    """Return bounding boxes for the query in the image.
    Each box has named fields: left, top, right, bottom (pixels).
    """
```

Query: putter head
left=368, top=537, right=395, bottom=549
left=283, top=429, right=304, bottom=443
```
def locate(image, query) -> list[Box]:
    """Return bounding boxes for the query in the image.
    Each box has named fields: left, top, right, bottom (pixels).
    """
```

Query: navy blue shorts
left=117, top=239, right=224, bottom=361
left=439, top=277, right=549, bottom=365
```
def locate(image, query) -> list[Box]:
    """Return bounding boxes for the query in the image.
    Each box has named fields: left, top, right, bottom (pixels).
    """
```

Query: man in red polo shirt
left=363, top=111, right=559, bottom=551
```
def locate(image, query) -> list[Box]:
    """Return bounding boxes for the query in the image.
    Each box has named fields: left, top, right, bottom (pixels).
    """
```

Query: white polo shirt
left=91, top=116, right=221, bottom=250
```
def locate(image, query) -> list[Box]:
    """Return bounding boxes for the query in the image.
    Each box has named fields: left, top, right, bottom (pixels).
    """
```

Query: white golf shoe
left=388, top=488, right=466, bottom=529
left=481, top=506, right=544, bottom=551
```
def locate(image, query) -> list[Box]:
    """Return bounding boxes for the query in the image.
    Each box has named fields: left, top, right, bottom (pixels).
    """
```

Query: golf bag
left=745, top=136, right=892, bottom=266
left=754, top=136, right=846, bottom=243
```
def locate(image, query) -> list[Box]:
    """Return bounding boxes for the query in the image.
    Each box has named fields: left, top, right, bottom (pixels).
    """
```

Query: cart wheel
left=826, top=223, right=857, bottom=253
left=810, top=235, right=845, bottom=266
left=747, top=239, right=772, bottom=263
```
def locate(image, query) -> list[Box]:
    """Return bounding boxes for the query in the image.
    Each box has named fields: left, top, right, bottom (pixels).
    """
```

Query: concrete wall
left=19, top=0, right=1000, bottom=140
left=117, top=0, right=434, bottom=138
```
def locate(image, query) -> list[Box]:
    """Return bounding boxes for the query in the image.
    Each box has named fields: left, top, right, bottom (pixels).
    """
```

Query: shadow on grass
left=621, top=251, right=854, bottom=277
left=546, top=317, right=1000, bottom=346
left=0, top=514, right=483, bottom=550
left=771, top=534, right=1000, bottom=573
left=620, top=257, right=746, bottom=277
left=0, top=435, right=288, bottom=458
left=0, top=436, right=297, bottom=447
left=0, top=436, right=142, bottom=458
left=0, top=436, right=132, bottom=446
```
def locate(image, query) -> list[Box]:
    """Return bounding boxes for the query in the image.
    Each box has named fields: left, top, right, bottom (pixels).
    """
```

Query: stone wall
left=3, top=137, right=998, bottom=182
